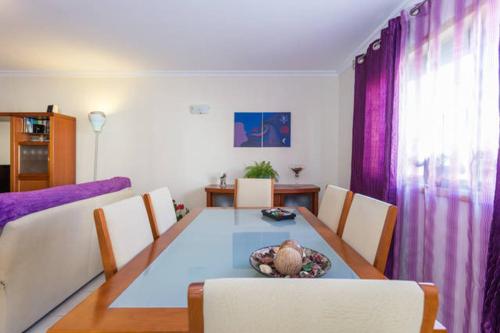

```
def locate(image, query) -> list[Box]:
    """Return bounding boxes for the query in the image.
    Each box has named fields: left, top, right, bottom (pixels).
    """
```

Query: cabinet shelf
left=22, top=132, right=50, bottom=136
left=18, top=173, right=49, bottom=181
left=19, top=141, right=49, bottom=146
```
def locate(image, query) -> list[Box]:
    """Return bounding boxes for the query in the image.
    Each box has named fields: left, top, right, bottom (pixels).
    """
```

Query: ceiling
left=0, top=0, right=406, bottom=73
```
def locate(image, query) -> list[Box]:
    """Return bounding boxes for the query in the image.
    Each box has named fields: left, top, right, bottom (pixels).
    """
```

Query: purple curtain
left=351, top=17, right=401, bottom=278
left=393, top=1, right=499, bottom=331
left=482, top=44, right=500, bottom=333
left=351, top=3, right=499, bottom=331
left=350, top=17, right=401, bottom=206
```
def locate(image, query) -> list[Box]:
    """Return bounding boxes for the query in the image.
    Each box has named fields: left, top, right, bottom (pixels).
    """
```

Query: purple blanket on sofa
left=0, top=177, right=131, bottom=228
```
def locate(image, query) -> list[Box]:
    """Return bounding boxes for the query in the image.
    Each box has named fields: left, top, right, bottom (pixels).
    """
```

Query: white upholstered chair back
left=317, top=185, right=353, bottom=236
left=188, top=278, right=438, bottom=333
left=234, top=178, right=274, bottom=208
left=143, top=187, right=177, bottom=239
left=94, top=195, right=154, bottom=279
left=342, top=194, right=397, bottom=272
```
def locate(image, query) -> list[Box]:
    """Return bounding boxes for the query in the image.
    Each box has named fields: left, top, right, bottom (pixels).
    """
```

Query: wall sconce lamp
left=88, top=111, right=106, bottom=181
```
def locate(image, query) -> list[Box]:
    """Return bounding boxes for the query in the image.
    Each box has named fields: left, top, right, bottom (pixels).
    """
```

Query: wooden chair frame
left=373, top=205, right=398, bottom=272
left=187, top=281, right=439, bottom=333
left=143, top=193, right=161, bottom=240
left=93, top=208, right=118, bottom=280
left=319, top=185, right=354, bottom=238
left=233, top=178, right=275, bottom=208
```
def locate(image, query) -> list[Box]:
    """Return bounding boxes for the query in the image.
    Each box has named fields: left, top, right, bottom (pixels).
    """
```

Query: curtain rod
left=353, top=0, right=426, bottom=68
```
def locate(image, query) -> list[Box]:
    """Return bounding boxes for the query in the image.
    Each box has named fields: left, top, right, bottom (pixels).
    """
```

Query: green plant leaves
left=243, top=161, right=279, bottom=181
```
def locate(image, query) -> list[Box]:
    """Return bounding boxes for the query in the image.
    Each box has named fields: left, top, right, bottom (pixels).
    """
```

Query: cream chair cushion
left=235, top=178, right=273, bottom=208
left=342, top=194, right=391, bottom=265
left=148, top=187, right=177, bottom=234
left=317, top=185, right=349, bottom=233
left=101, top=196, right=153, bottom=270
left=203, top=278, right=424, bottom=333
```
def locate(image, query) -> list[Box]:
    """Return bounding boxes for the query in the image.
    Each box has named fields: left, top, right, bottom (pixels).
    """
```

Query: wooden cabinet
left=1, top=112, right=76, bottom=192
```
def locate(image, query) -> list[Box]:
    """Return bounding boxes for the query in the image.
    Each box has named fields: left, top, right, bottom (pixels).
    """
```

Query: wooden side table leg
left=274, top=194, right=281, bottom=208
left=312, top=192, right=319, bottom=216
left=206, top=192, right=213, bottom=207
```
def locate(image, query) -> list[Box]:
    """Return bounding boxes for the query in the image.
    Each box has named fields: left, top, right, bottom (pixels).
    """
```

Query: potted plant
left=244, top=161, right=279, bottom=181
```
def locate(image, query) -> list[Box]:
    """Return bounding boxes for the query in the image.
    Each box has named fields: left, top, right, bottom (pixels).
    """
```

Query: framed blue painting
left=262, top=112, right=291, bottom=147
left=234, top=112, right=291, bottom=148
left=234, top=112, right=263, bottom=147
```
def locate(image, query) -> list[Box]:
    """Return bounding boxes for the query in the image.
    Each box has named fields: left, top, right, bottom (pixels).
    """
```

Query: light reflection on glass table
left=111, top=208, right=358, bottom=308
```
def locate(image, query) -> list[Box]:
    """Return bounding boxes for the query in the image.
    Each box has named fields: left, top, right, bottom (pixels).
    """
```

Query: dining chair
left=341, top=194, right=398, bottom=272
left=188, top=278, right=439, bottom=333
left=143, top=187, right=177, bottom=239
left=317, top=184, right=353, bottom=236
left=94, top=195, right=154, bottom=280
left=234, top=178, right=274, bottom=208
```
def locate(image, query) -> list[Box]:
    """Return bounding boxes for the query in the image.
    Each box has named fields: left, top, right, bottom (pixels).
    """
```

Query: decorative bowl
left=261, top=208, right=296, bottom=221
left=249, top=245, right=331, bottom=278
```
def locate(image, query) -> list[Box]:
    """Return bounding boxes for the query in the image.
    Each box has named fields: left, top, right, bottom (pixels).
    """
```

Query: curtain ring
left=356, top=55, right=365, bottom=65
left=410, top=1, right=426, bottom=16
left=372, top=39, right=381, bottom=50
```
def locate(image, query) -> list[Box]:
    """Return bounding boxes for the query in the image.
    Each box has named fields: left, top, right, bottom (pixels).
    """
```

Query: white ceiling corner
left=0, top=0, right=407, bottom=75
left=338, top=0, right=420, bottom=73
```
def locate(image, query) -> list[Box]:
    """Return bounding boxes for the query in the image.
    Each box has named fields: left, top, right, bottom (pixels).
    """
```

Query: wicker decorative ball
left=274, top=247, right=303, bottom=276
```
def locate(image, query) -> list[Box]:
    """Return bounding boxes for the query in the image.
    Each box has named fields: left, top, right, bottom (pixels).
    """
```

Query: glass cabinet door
left=19, top=145, right=49, bottom=174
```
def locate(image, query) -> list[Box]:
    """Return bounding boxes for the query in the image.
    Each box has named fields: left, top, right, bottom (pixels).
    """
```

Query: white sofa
left=0, top=188, right=133, bottom=333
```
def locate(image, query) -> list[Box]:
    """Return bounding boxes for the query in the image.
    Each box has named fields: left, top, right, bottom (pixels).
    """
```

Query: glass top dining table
left=111, top=208, right=358, bottom=308
left=50, top=207, right=391, bottom=333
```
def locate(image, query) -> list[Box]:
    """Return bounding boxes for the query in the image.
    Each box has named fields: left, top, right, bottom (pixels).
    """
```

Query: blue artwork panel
left=234, top=112, right=263, bottom=147
left=262, top=112, right=291, bottom=147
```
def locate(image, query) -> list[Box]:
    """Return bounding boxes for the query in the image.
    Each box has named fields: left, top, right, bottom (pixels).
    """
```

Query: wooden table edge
left=204, top=184, right=321, bottom=193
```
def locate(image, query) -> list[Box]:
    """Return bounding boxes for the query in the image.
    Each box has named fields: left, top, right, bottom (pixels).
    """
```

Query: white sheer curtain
left=394, top=0, right=499, bottom=332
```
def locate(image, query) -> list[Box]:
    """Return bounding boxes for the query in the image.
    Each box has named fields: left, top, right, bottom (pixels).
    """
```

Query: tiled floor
left=24, top=274, right=105, bottom=333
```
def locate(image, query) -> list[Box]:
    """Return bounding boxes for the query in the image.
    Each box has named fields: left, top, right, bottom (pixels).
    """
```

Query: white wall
left=0, top=75, right=342, bottom=207
left=0, top=121, right=9, bottom=165
left=338, top=68, right=355, bottom=188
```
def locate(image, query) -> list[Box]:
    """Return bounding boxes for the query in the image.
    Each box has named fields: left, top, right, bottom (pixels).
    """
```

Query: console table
left=205, top=184, right=321, bottom=215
